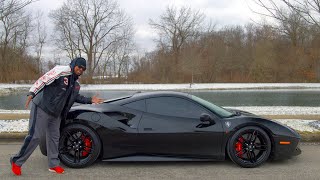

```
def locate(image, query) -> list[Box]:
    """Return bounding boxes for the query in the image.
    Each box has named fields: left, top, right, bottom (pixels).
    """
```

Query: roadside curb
left=0, top=132, right=27, bottom=139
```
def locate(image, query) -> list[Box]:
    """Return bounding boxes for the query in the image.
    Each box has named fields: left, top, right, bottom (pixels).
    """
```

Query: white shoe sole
left=48, top=169, right=64, bottom=174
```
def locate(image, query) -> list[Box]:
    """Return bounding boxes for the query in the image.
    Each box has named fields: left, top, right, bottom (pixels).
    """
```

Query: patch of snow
left=274, top=119, right=319, bottom=132
left=0, top=110, right=30, bottom=114
left=225, top=106, right=320, bottom=115
left=0, top=119, right=29, bottom=133
left=309, top=121, right=320, bottom=130
left=0, top=84, right=31, bottom=89
left=80, top=83, right=320, bottom=91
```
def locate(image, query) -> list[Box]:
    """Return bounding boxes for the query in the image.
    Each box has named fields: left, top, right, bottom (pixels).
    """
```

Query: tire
left=58, top=123, right=101, bottom=168
left=227, top=126, right=271, bottom=168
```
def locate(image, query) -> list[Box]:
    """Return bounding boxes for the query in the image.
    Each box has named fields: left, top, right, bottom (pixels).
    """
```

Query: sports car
left=39, top=91, right=301, bottom=168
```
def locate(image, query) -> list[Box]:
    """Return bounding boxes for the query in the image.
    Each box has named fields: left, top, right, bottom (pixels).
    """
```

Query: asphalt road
left=0, top=142, right=319, bottom=180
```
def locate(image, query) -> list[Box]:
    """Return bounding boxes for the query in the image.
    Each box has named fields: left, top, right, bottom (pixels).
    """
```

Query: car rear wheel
left=227, top=126, right=271, bottom=168
left=58, top=123, right=101, bottom=168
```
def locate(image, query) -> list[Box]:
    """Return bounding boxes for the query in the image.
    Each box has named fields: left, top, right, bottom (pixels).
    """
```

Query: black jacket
left=32, top=75, right=91, bottom=118
left=29, top=59, right=92, bottom=119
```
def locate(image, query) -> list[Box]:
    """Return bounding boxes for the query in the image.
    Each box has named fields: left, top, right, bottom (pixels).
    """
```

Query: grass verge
left=297, top=131, right=320, bottom=142
left=0, top=113, right=29, bottom=120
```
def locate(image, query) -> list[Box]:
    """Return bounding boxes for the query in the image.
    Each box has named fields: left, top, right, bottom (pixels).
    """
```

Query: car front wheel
left=227, top=126, right=271, bottom=168
left=58, top=123, right=101, bottom=168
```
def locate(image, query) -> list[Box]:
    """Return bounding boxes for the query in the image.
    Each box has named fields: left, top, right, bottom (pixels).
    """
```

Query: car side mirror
left=200, top=113, right=215, bottom=125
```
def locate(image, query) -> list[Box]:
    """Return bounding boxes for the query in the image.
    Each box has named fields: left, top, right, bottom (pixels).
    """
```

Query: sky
left=28, top=0, right=265, bottom=62
left=115, top=0, right=261, bottom=51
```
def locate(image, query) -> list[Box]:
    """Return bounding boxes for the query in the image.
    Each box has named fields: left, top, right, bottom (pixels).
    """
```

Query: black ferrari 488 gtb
left=39, top=91, right=301, bottom=168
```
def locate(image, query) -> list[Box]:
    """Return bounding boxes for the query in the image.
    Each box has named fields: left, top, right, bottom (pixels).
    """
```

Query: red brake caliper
left=81, top=135, right=92, bottom=157
left=235, top=136, right=244, bottom=158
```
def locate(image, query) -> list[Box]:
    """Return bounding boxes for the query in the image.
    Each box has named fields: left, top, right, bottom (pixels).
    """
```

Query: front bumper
left=271, top=136, right=301, bottom=160
left=292, top=143, right=302, bottom=156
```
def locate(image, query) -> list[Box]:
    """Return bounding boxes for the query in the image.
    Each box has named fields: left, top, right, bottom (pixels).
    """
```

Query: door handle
left=144, top=128, right=153, bottom=131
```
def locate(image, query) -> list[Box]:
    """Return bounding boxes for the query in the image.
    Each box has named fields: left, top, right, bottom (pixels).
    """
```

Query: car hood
left=225, top=109, right=300, bottom=139
left=226, top=108, right=258, bottom=117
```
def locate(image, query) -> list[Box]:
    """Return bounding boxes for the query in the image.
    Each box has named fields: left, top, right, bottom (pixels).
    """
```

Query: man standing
left=10, top=57, right=103, bottom=175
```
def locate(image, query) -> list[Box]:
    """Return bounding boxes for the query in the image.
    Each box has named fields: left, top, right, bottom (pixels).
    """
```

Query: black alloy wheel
left=227, top=126, right=271, bottom=168
left=59, top=123, right=101, bottom=168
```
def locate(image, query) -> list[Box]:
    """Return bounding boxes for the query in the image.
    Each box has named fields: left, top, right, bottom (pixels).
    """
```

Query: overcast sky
left=29, top=0, right=264, bottom=60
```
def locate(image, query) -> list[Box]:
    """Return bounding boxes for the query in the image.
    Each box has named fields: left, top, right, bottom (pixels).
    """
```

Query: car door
left=97, top=103, right=143, bottom=158
left=137, top=96, right=224, bottom=159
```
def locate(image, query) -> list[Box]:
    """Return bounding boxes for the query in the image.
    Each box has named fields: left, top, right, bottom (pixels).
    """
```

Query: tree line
left=0, top=0, right=41, bottom=82
left=0, top=0, right=319, bottom=83
left=130, top=1, right=320, bottom=83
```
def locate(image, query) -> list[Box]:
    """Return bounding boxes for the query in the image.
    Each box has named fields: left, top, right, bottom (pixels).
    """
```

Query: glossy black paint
left=63, top=91, right=301, bottom=162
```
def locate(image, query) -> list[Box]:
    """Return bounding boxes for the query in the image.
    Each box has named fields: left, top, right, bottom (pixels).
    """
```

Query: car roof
left=135, top=91, right=190, bottom=97
left=110, top=91, right=192, bottom=105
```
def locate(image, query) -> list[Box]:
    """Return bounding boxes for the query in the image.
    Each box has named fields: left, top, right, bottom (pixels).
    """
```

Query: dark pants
left=10, top=102, right=61, bottom=168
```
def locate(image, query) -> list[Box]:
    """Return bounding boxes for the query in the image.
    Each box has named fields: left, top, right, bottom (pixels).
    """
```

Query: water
left=189, top=89, right=320, bottom=106
left=0, top=89, right=320, bottom=110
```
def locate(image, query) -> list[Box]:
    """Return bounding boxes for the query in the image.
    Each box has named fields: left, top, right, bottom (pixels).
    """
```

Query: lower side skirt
left=102, top=155, right=222, bottom=162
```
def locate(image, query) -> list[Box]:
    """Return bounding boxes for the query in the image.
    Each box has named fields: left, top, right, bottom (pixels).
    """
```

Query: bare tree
left=0, top=0, right=39, bottom=82
left=0, top=6, right=33, bottom=82
left=111, top=42, right=134, bottom=81
left=50, top=0, right=133, bottom=81
left=0, top=0, right=35, bottom=20
left=251, top=0, right=308, bottom=46
left=50, top=7, right=80, bottom=59
left=0, top=8, right=32, bottom=54
left=33, top=11, right=47, bottom=73
left=281, top=0, right=320, bottom=29
left=108, top=21, right=134, bottom=81
left=149, top=6, right=205, bottom=64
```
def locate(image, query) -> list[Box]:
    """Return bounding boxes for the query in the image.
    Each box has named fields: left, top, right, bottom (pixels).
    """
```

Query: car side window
left=146, top=97, right=208, bottom=118
left=123, top=100, right=146, bottom=112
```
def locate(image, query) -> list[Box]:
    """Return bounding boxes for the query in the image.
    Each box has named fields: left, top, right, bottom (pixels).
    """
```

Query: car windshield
left=191, top=95, right=233, bottom=118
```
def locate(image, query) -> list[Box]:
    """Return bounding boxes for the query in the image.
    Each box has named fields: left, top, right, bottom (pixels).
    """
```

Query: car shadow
left=267, top=156, right=300, bottom=165
left=92, top=156, right=300, bottom=168
left=95, top=159, right=236, bottom=168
